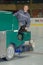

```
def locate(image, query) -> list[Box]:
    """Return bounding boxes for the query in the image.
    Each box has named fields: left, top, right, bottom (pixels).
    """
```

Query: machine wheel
left=6, top=44, right=15, bottom=61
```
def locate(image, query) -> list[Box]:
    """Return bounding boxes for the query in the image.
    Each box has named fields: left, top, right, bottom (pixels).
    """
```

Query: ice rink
left=31, top=26, right=43, bottom=53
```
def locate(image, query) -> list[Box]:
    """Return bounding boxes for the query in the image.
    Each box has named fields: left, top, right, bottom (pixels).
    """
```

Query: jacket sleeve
left=26, top=14, right=31, bottom=27
left=14, top=10, right=21, bottom=17
left=14, top=11, right=19, bottom=17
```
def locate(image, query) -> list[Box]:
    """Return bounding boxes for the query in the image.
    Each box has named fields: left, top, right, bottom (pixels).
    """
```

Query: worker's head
left=23, top=5, right=29, bottom=12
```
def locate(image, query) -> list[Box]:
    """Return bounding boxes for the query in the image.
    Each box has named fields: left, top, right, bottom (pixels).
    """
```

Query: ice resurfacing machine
left=0, top=11, right=32, bottom=60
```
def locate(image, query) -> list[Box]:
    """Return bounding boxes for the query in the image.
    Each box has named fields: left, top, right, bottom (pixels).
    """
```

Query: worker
left=14, top=5, right=30, bottom=31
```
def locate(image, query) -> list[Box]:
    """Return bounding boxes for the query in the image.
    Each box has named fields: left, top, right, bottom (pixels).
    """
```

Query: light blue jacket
left=14, top=10, right=30, bottom=27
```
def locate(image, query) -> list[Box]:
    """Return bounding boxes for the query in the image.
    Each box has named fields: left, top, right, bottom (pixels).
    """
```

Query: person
left=14, top=5, right=30, bottom=31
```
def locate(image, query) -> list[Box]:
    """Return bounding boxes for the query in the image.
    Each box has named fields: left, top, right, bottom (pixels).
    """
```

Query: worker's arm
left=14, top=11, right=19, bottom=17
left=26, top=14, right=30, bottom=27
left=25, top=14, right=31, bottom=31
left=14, top=10, right=21, bottom=17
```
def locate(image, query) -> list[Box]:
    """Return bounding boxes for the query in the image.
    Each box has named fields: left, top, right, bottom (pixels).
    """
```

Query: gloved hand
left=25, top=27, right=28, bottom=31
left=25, top=27, right=31, bottom=32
